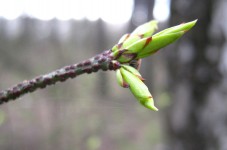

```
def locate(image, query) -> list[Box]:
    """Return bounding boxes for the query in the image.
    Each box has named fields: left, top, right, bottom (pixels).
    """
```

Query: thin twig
left=0, top=50, right=121, bottom=105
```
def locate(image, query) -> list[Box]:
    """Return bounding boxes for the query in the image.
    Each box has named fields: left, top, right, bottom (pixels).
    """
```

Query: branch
left=0, top=20, right=196, bottom=110
left=0, top=50, right=120, bottom=104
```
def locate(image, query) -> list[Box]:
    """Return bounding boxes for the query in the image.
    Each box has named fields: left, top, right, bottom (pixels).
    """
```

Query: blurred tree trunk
left=165, top=0, right=226, bottom=150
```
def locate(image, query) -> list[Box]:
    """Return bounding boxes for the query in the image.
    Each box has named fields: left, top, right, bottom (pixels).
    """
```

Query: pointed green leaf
left=121, top=65, right=143, bottom=80
left=112, top=34, right=131, bottom=52
left=112, top=44, right=119, bottom=52
left=112, top=20, right=158, bottom=52
left=137, top=31, right=184, bottom=58
left=140, top=96, right=158, bottom=111
left=121, top=35, right=142, bottom=49
left=112, top=20, right=197, bottom=62
left=131, top=20, right=158, bottom=37
left=125, top=37, right=152, bottom=54
left=118, top=33, right=130, bottom=44
left=153, top=20, right=197, bottom=37
left=120, top=68, right=158, bottom=111
left=112, top=34, right=142, bottom=52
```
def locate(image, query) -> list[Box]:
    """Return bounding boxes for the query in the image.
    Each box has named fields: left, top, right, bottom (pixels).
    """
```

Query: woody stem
left=0, top=50, right=120, bottom=105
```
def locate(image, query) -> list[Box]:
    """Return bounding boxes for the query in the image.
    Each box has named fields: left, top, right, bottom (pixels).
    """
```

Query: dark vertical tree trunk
left=165, top=0, right=226, bottom=150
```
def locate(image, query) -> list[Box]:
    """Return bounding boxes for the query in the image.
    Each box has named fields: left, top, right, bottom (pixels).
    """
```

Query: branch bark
left=0, top=50, right=120, bottom=104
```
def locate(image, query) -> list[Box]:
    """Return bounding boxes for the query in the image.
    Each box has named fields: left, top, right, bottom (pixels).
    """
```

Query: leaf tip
left=141, top=96, right=159, bottom=111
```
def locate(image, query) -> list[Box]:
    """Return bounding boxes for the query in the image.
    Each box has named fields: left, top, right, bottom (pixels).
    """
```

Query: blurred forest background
left=0, top=0, right=227, bottom=150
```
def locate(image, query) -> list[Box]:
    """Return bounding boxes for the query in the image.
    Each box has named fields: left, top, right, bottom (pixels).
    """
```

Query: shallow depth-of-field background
left=0, top=0, right=227, bottom=150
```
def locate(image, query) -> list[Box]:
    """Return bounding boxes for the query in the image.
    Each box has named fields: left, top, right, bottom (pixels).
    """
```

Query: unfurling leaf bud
left=137, top=31, right=184, bottom=58
left=121, top=65, right=144, bottom=81
left=111, top=20, right=197, bottom=63
left=153, top=20, right=197, bottom=37
left=113, top=20, right=197, bottom=111
left=112, top=34, right=141, bottom=52
left=112, top=20, right=158, bottom=53
left=116, top=66, right=158, bottom=111
left=131, top=20, right=158, bottom=37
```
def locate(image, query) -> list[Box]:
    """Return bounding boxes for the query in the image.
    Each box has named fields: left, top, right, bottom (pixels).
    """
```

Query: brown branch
left=0, top=50, right=121, bottom=105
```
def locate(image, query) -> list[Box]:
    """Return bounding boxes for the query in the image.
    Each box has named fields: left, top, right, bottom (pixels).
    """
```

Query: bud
left=153, top=20, right=197, bottom=37
left=137, top=20, right=197, bottom=58
left=112, top=20, right=158, bottom=52
left=117, top=66, right=158, bottom=111
left=112, top=37, right=152, bottom=62
left=137, top=31, right=184, bottom=58
left=131, top=20, right=158, bottom=37
left=112, top=20, right=197, bottom=63
left=113, top=20, right=197, bottom=111
left=121, top=65, right=144, bottom=81
left=112, top=34, right=141, bottom=52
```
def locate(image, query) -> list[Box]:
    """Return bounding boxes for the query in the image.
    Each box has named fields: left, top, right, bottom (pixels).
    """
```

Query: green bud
left=125, top=37, right=152, bottom=54
left=112, top=34, right=143, bottom=52
left=119, top=67, right=158, bottom=111
left=112, top=20, right=197, bottom=63
left=121, top=64, right=144, bottom=81
left=118, top=31, right=185, bottom=60
left=153, top=20, right=197, bottom=37
left=112, top=20, right=158, bottom=52
left=112, top=34, right=130, bottom=52
left=118, top=33, right=130, bottom=44
left=131, top=20, right=158, bottom=37
left=112, top=20, right=197, bottom=111
left=137, top=31, right=184, bottom=58
left=114, top=37, right=152, bottom=63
